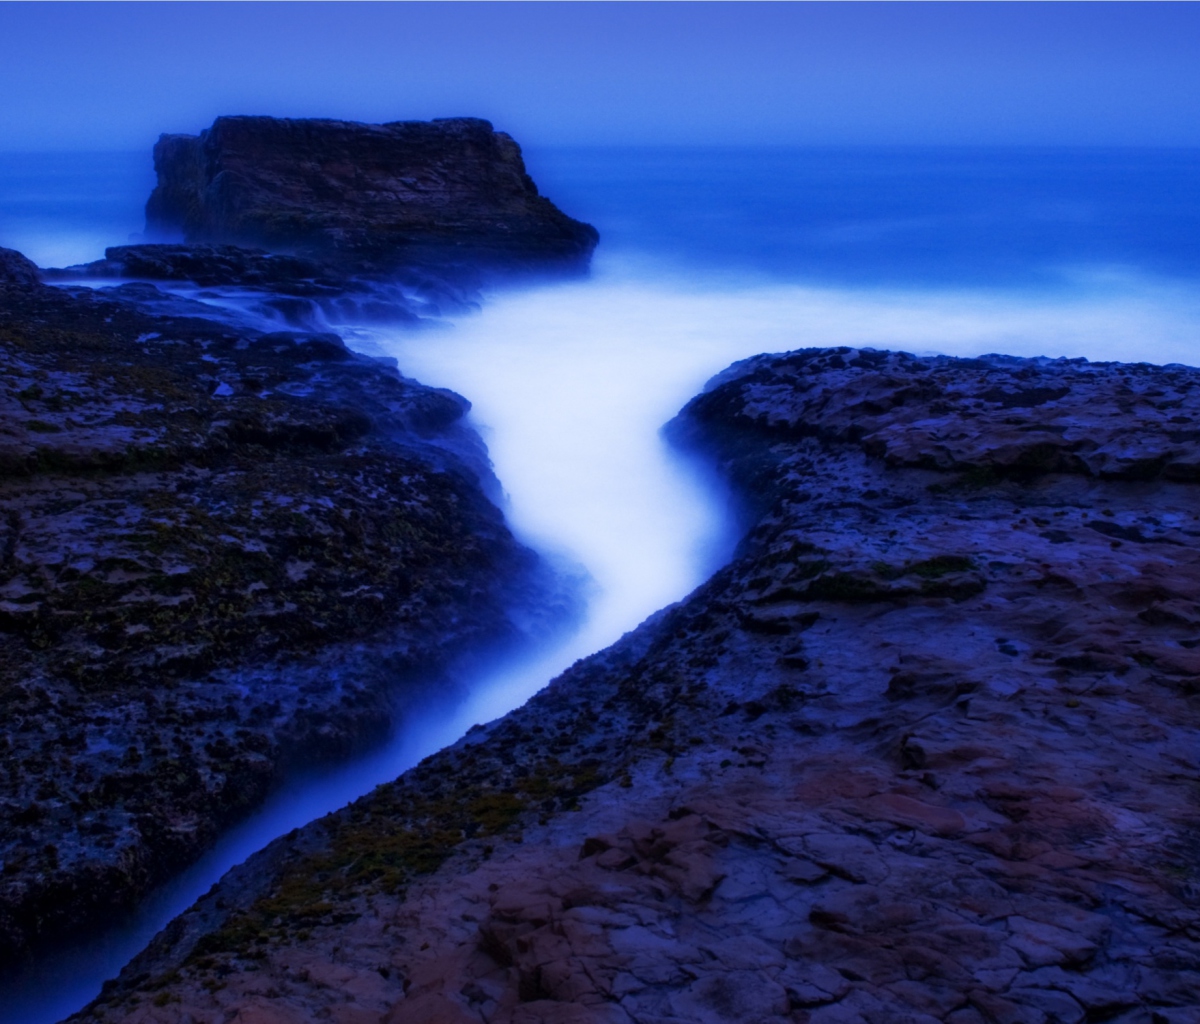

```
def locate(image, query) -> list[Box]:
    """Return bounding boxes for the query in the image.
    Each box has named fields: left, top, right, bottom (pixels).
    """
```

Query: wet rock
left=673, top=346, right=1200, bottom=484
left=48, top=244, right=469, bottom=329
left=77, top=348, right=1200, bottom=1022
left=0, top=249, right=557, bottom=963
left=52, top=244, right=338, bottom=291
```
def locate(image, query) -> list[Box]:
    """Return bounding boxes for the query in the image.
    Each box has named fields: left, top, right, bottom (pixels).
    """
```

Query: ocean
left=7, top=145, right=1200, bottom=287
left=1, top=145, right=1199, bottom=1022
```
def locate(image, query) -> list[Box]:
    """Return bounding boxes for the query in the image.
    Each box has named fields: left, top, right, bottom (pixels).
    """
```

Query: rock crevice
left=78, top=347, right=1200, bottom=1023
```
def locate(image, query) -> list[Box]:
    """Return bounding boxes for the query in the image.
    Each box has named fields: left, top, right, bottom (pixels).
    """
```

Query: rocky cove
left=0, top=117, right=595, bottom=983
left=57, top=345, right=1199, bottom=1024
left=0, top=119, right=1199, bottom=1024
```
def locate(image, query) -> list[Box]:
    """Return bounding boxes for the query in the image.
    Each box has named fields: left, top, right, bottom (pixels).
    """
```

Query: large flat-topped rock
left=145, top=116, right=598, bottom=273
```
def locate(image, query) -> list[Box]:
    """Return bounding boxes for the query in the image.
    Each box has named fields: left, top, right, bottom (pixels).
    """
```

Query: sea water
left=1, top=146, right=1199, bottom=1022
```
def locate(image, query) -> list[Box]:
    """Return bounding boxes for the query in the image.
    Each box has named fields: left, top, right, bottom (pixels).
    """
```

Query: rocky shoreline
left=75, top=347, right=1200, bottom=1022
left=1, top=114, right=597, bottom=970
left=0, top=245, right=563, bottom=965
left=47, top=242, right=485, bottom=332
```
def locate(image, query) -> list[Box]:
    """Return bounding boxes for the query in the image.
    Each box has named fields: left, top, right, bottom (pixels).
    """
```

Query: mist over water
left=524, top=146, right=1200, bottom=289
left=0, top=151, right=152, bottom=267
left=1, top=146, right=1199, bottom=1023
left=360, top=251, right=1200, bottom=691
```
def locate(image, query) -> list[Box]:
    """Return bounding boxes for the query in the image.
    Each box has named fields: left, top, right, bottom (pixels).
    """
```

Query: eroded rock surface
left=144, top=117, right=599, bottom=274
left=78, top=348, right=1200, bottom=1023
left=0, top=256, right=552, bottom=962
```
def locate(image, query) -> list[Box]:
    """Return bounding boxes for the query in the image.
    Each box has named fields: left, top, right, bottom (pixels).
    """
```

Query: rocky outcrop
left=0, top=253, right=558, bottom=963
left=144, top=117, right=599, bottom=274
left=78, top=347, right=1200, bottom=1023
left=49, top=244, right=482, bottom=328
left=685, top=347, right=1200, bottom=482
left=54, top=244, right=341, bottom=291
left=0, top=247, right=43, bottom=291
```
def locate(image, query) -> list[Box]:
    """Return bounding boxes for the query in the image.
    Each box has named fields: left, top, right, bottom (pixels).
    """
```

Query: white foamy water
left=5, top=255, right=1200, bottom=1024
left=356, top=252, right=1200, bottom=713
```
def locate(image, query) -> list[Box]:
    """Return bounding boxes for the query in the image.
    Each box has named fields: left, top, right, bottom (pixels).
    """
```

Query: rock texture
left=51, top=244, right=481, bottom=329
left=0, top=247, right=43, bottom=291
left=144, top=117, right=599, bottom=274
left=78, top=347, right=1200, bottom=1023
left=0, top=253, right=554, bottom=963
left=55, top=245, right=338, bottom=291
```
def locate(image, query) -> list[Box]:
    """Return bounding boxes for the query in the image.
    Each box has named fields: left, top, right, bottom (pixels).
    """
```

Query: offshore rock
left=81, top=348, right=1200, bottom=1022
left=0, top=249, right=554, bottom=963
left=144, top=116, right=599, bottom=275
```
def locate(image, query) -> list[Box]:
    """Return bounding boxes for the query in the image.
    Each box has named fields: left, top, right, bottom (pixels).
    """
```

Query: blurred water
left=522, top=145, right=1200, bottom=289
left=1, top=146, right=1199, bottom=1022
left=0, top=151, right=152, bottom=267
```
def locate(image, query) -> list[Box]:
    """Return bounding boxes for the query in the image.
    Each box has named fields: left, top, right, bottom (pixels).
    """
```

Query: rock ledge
left=77, top=348, right=1200, bottom=1023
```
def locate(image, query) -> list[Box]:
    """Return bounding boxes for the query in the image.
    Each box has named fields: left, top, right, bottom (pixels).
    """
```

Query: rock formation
left=77, top=347, right=1200, bottom=1022
left=2, top=111, right=600, bottom=974
left=0, top=250, right=558, bottom=963
left=50, top=243, right=481, bottom=329
left=143, top=117, right=599, bottom=274
left=0, top=246, right=44, bottom=291
left=55, top=244, right=342, bottom=291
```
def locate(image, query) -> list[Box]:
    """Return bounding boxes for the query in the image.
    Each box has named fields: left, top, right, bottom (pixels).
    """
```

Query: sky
left=0, top=1, right=1198, bottom=151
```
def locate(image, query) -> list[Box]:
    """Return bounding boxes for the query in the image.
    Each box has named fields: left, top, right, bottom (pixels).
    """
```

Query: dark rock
left=77, top=346, right=1200, bottom=1022
left=52, top=243, right=336, bottom=291
left=0, top=249, right=562, bottom=963
left=670, top=346, right=1200, bottom=483
left=50, top=241, right=484, bottom=327
left=144, top=116, right=599, bottom=274
left=0, top=247, right=42, bottom=291
left=252, top=330, right=351, bottom=361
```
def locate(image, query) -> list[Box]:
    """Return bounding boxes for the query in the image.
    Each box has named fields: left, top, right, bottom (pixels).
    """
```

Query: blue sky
left=1, top=1, right=1197, bottom=150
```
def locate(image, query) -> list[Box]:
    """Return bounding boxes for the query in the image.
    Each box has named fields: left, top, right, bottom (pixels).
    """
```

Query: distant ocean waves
left=525, top=146, right=1200, bottom=290
left=3, top=145, right=1198, bottom=366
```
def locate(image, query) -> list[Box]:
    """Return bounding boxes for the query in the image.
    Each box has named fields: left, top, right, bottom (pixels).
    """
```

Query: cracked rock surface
left=0, top=248, right=551, bottom=963
left=79, top=347, right=1200, bottom=1023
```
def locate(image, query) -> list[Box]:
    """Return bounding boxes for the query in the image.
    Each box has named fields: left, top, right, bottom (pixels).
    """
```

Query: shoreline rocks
left=0, top=250, right=562, bottom=964
left=77, top=347, right=1200, bottom=1023
left=47, top=243, right=483, bottom=331
left=0, top=248, right=43, bottom=292
left=2, top=111, right=600, bottom=976
left=144, top=116, right=599, bottom=276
